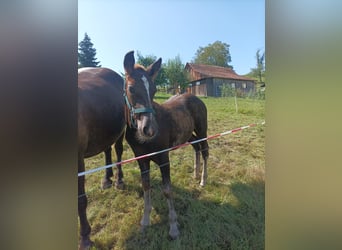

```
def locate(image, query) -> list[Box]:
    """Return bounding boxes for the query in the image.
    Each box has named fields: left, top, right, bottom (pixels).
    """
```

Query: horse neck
left=152, top=100, right=159, bottom=107
left=152, top=100, right=163, bottom=113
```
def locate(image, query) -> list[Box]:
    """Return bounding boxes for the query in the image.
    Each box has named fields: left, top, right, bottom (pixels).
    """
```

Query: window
left=231, top=82, right=235, bottom=88
left=242, top=83, right=247, bottom=89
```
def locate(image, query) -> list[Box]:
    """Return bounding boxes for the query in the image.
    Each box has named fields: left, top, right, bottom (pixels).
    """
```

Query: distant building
left=185, top=63, right=255, bottom=97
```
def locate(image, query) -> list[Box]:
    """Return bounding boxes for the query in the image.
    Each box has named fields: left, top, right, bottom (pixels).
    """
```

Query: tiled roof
left=185, top=63, right=254, bottom=81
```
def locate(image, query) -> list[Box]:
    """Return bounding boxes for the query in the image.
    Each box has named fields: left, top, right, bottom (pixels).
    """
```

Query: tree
left=136, top=51, right=156, bottom=68
left=78, top=33, right=101, bottom=67
left=193, top=40, right=232, bottom=68
left=250, top=49, right=265, bottom=84
left=164, top=55, right=189, bottom=93
left=136, top=51, right=167, bottom=87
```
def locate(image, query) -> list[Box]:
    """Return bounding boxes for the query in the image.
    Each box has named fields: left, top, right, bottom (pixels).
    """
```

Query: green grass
left=81, top=94, right=265, bottom=250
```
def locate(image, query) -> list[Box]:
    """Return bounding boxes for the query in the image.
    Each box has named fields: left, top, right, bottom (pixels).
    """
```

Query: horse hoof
left=101, top=178, right=113, bottom=189
left=79, top=238, right=93, bottom=250
left=140, top=224, right=148, bottom=234
left=115, top=181, right=125, bottom=190
left=169, top=229, right=180, bottom=240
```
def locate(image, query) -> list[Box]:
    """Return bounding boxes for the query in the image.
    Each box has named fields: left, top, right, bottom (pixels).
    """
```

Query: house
left=185, top=63, right=255, bottom=97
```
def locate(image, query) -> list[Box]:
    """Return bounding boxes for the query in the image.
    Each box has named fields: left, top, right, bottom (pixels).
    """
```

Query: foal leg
left=102, top=147, right=113, bottom=189
left=193, top=146, right=201, bottom=180
left=190, top=135, right=201, bottom=180
left=78, top=157, right=93, bottom=250
left=114, top=133, right=125, bottom=189
left=156, top=155, right=179, bottom=239
left=199, top=141, right=209, bottom=187
left=138, top=160, right=152, bottom=230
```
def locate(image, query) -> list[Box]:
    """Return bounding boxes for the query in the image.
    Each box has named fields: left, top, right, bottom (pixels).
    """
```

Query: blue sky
left=78, top=0, right=264, bottom=75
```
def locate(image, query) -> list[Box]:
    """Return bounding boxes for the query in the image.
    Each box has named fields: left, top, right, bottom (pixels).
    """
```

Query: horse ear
left=147, top=58, right=162, bottom=81
left=124, top=51, right=135, bottom=75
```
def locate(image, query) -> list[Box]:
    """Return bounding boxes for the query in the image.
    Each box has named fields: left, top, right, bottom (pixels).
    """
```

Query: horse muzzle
left=136, top=113, right=158, bottom=142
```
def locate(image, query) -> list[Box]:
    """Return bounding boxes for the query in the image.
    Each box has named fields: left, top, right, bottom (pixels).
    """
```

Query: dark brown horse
left=78, top=67, right=126, bottom=249
left=123, top=51, right=209, bottom=239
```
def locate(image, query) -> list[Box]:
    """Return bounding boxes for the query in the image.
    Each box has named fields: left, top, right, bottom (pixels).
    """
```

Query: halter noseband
left=123, top=79, right=155, bottom=129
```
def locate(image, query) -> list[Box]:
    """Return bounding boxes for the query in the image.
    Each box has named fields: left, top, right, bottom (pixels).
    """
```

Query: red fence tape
left=78, top=121, right=265, bottom=177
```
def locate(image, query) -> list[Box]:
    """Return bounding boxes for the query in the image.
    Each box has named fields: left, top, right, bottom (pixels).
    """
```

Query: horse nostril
left=143, top=126, right=148, bottom=135
left=143, top=126, right=154, bottom=137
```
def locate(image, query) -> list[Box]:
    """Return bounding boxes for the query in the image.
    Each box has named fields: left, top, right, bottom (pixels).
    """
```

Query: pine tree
left=78, top=33, right=101, bottom=67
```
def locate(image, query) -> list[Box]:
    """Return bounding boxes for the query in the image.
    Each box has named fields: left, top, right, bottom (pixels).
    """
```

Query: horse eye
left=128, top=86, right=135, bottom=94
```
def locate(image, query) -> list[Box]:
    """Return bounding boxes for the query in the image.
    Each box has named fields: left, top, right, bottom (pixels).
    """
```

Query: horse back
left=164, top=93, right=207, bottom=127
left=160, top=93, right=207, bottom=145
left=78, top=68, right=125, bottom=157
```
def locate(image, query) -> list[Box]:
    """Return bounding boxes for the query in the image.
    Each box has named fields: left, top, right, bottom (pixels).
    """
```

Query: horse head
left=123, top=51, right=161, bottom=142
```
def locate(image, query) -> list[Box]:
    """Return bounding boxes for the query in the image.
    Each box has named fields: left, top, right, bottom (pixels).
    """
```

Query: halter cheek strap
left=123, top=80, right=155, bottom=129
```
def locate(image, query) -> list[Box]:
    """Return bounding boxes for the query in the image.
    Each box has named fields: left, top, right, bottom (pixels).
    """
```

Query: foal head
left=123, top=51, right=161, bottom=142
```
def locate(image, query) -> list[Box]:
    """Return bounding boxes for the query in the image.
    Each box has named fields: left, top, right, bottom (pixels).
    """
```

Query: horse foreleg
left=78, top=158, right=93, bottom=250
left=139, top=160, right=151, bottom=229
left=141, top=189, right=151, bottom=228
left=158, top=158, right=179, bottom=239
left=102, top=147, right=113, bottom=189
left=114, top=133, right=124, bottom=189
left=164, top=184, right=179, bottom=239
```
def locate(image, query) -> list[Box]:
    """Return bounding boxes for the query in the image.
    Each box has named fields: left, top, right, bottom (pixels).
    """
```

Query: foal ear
left=124, top=51, right=135, bottom=75
left=147, top=58, right=162, bottom=81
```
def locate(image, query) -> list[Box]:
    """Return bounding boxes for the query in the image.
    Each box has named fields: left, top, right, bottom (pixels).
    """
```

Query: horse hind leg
left=193, top=147, right=201, bottom=180
left=190, top=133, right=209, bottom=187
left=114, top=132, right=125, bottom=189
left=190, top=134, right=201, bottom=180
left=199, top=140, right=209, bottom=187
left=101, top=132, right=125, bottom=190
left=101, top=147, right=114, bottom=189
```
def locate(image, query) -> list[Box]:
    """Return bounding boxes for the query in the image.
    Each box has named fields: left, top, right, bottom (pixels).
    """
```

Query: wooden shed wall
left=212, top=78, right=255, bottom=97
left=187, top=78, right=213, bottom=96
left=187, top=77, right=255, bottom=97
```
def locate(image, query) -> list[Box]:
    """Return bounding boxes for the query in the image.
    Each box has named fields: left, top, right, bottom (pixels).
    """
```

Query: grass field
left=81, top=94, right=265, bottom=250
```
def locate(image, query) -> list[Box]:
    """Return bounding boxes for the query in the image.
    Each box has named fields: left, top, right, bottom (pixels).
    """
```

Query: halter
left=123, top=78, right=155, bottom=129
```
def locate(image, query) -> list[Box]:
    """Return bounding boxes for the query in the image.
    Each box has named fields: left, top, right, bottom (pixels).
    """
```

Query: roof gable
left=185, top=63, right=253, bottom=81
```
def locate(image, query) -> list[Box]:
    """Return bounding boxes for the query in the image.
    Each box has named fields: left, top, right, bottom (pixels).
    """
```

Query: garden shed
left=185, top=63, right=255, bottom=97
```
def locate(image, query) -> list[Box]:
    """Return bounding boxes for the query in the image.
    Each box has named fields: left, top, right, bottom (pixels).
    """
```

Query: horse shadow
left=120, top=179, right=265, bottom=250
